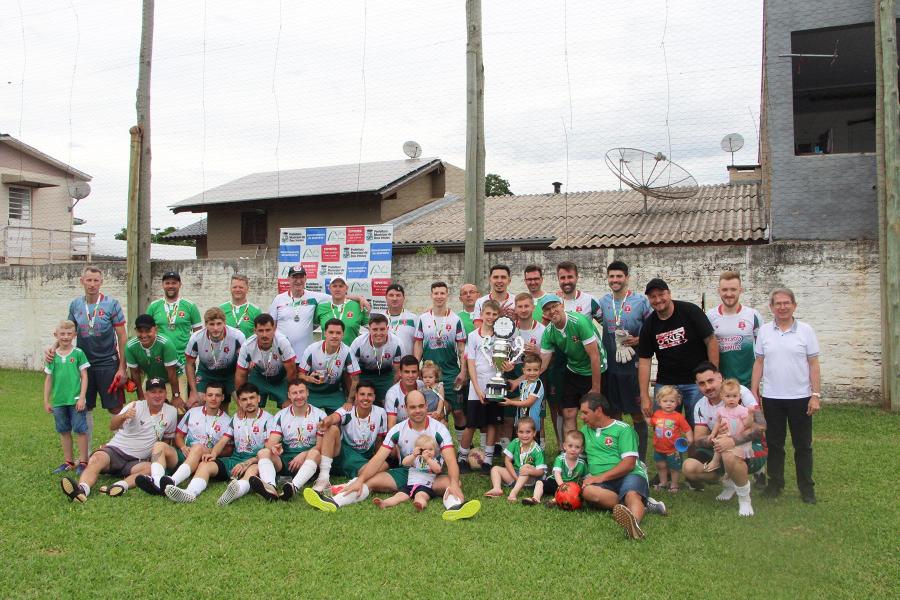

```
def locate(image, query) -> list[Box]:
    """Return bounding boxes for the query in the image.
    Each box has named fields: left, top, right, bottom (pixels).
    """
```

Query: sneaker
left=53, top=462, right=74, bottom=474
left=159, top=475, right=175, bottom=491
left=754, top=471, right=767, bottom=488
left=761, top=485, right=782, bottom=499
left=60, top=476, right=86, bottom=503
left=280, top=482, right=296, bottom=501
left=135, top=474, right=162, bottom=496
left=457, top=459, right=472, bottom=474
left=646, top=496, right=668, bottom=517
left=249, top=475, right=279, bottom=501
left=165, top=485, right=197, bottom=504
left=312, top=478, right=330, bottom=493
left=217, top=479, right=242, bottom=506
left=479, top=462, right=492, bottom=475
left=801, top=491, right=817, bottom=505
left=303, top=487, right=338, bottom=513
left=612, top=504, right=645, bottom=540
left=441, top=499, right=481, bottom=521
left=76, top=462, right=88, bottom=476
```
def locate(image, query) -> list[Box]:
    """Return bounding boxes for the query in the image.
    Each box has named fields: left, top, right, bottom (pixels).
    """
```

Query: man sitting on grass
left=60, top=377, right=177, bottom=502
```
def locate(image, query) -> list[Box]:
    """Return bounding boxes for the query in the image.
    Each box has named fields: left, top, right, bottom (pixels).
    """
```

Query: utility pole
left=875, top=0, right=900, bottom=411
left=464, top=0, right=486, bottom=290
left=127, top=0, right=154, bottom=320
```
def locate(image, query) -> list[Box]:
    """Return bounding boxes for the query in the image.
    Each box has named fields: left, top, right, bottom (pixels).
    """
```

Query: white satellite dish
left=402, top=141, right=422, bottom=159
left=720, top=133, right=745, bottom=166
left=68, top=181, right=91, bottom=200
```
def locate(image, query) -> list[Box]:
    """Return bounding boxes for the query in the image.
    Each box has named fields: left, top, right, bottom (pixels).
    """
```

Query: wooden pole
left=464, top=0, right=485, bottom=291
left=135, top=0, right=154, bottom=313
left=875, top=0, right=900, bottom=411
left=126, top=126, right=142, bottom=323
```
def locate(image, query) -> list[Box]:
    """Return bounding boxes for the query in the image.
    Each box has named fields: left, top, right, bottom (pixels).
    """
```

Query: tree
left=114, top=226, right=195, bottom=246
left=485, top=173, right=512, bottom=197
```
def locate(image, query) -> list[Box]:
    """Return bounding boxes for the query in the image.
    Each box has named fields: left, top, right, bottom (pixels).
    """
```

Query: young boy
left=545, top=430, right=588, bottom=503
left=501, top=353, right=545, bottom=441
left=649, top=386, right=693, bottom=493
left=45, top=320, right=91, bottom=474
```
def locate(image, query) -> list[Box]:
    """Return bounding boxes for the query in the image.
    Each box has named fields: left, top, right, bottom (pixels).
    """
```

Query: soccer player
left=349, top=313, right=403, bottom=404
left=314, top=277, right=369, bottom=345
left=184, top=307, right=246, bottom=409
left=249, top=379, right=327, bottom=501
left=124, top=314, right=182, bottom=407
left=134, top=382, right=232, bottom=496
left=44, top=320, right=90, bottom=475
left=523, top=265, right=548, bottom=322
left=234, top=313, right=297, bottom=409
left=380, top=283, right=418, bottom=355
left=220, top=274, right=262, bottom=338
left=303, top=390, right=480, bottom=521
left=269, top=265, right=333, bottom=360
left=298, top=319, right=361, bottom=414
left=60, top=378, right=177, bottom=502
left=164, top=383, right=274, bottom=505
left=556, top=260, right=603, bottom=321
left=706, top=271, right=763, bottom=388
left=598, top=260, right=652, bottom=461
left=473, top=264, right=516, bottom=323
left=457, top=283, right=479, bottom=335
left=145, top=271, right=202, bottom=371
left=385, top=355, right=425, bottom=428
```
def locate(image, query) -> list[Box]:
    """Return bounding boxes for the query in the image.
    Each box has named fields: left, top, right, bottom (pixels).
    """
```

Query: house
left=167, top=158, right=464, bottom=259
left=0, top=134, right=93, bottom=264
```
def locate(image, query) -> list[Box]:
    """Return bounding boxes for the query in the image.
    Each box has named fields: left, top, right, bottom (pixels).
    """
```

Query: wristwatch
left=811, top=392, right=821, bottom=398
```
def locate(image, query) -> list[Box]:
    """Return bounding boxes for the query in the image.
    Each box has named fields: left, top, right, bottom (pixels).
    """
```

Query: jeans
left=653, top=383, right=703, bottom=427
left=761, top=396, right=814, bottom=495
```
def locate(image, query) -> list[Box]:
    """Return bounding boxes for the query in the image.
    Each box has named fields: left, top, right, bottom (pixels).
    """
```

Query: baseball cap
left=538, top=294, right=562, bottom=310
left=161, top=271, right=181, bottom=281
left=644, top=278, right=670, bottom=294
left=145, top=377, right=167, bottom=391
left=288, top=265, right=307, bottom=277
left=329, top=276, right=347, bottom=285
left=134, top=314, right=156, bottom=329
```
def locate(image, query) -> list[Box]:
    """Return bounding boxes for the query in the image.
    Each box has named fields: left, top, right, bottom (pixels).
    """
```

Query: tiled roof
left=165, top=218, right=207, bottom=239
left=392, top=183, right=766, bottom=249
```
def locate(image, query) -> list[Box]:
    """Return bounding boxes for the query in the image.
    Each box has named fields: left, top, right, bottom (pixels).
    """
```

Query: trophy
left=479, top=316, right=525, bottom=401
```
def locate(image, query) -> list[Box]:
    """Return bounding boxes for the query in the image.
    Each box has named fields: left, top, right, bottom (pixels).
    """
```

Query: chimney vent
left=552, top=181, right=562, bottom=194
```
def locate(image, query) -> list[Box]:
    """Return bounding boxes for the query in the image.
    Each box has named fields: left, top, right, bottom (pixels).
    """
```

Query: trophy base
left=484, top=381, right=508, bottom=402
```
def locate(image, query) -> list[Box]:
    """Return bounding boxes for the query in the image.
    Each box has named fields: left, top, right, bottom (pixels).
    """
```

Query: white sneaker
left=217, top=479, right=241, bottom=506
left=645, top=496, right=668, bottom=517
left=165, top=485, right=197, bottom=504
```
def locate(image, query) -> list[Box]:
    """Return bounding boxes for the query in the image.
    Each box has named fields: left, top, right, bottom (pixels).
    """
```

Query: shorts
left=602, top=370, right=641, bottom=415
left=195, top=367, right=236, bottom=399
left=562, top=371, right=593, bottom=410
left=308, top=390, right=347, bottom=415
left=402, top=483, right=436, bottom=498
left=465, top=399, right=503, bottom=429
left=450, top=385, right=466, bottom=412
left=544, top=361, right=566, bottom=406
left=590, top=473, right=649, bottom=504
left=248, top=370, right=287, bottom=409
left=279, top=446, right=313, bottom=475
left=96, top=445, right=142, bottom=478
left=653, top=450, right=683, bottom=472
left=388, top=467, right=409, bottom=488
left=335, top=440, right=375, bottom=478
left=215, top=451, right=257, bottom=480
left=85, top=364, right=122, bottom=411
left=694, top=448, right=767, bottom=475
left=53, top=405, right=88, bottom=434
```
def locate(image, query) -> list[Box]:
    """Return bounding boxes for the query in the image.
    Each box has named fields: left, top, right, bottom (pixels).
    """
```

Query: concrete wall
left=0, top=240, right=881, bottom=404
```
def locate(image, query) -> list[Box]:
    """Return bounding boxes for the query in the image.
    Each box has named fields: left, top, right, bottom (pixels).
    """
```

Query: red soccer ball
left=555, top=482, right=583, bottom=510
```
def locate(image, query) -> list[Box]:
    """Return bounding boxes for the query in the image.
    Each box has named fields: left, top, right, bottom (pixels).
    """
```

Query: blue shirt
left=68, top=294, right=126, bottom=367
left=598, top=291, right=652, bottom=374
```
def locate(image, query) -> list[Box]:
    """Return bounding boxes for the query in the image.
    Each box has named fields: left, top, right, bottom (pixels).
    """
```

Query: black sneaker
left=159, top=475, right=175, bottom=492
left=249, top=475, right=278, bottom=501
left=135, top=474, right=162, bottom=496
left=479, top=462, right=492, bottom=475
left=801, top=491, right=817, bottom=504
left=457, top=459, right=472, bottom=474
left=280, top=482, right=296, bottom=501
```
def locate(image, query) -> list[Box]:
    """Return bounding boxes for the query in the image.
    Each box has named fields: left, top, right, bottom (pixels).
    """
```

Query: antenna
left=402, top=141, right=422, bottom=159
left=720, top=133, right=744, bottom=166
left=604, top=148, right=699, bottom=214
left=67, top=181, right=91, bottom=212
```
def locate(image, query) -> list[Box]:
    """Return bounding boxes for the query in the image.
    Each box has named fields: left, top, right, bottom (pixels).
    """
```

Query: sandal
left=522, top=497, right=540, bottom=506
left=668, top=486, right=679, bottom=494
left=100, top=483, right=128, bottom=497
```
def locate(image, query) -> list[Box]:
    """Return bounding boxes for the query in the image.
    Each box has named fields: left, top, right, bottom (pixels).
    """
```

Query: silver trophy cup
left=479, top=316, right=525, bottom=401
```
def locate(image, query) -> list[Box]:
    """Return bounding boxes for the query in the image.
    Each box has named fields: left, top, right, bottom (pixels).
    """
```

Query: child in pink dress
left=704, top=379, right=754, bottom=472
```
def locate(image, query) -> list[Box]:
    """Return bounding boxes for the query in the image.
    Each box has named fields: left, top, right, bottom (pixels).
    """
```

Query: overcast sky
left=1, top=1, right=763, bottom=240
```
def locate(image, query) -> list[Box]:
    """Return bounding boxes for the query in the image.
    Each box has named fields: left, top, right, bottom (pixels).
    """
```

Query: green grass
left=1, top=368, right=898, bottom=599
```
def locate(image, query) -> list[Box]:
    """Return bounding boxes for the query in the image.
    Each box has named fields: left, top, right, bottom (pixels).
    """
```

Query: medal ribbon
left=611, top=290, right=631, bottom=328
left=231, top=302, right=249, bottom=326
left=164, top=299, right=180, bottom=328
left=85, top=293, right=104, bottom=331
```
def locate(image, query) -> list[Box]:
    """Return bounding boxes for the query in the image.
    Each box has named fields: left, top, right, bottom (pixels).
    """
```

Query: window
left=241, top=210, right=267, bottom=245
left=8, top=187, right=32, bottom=224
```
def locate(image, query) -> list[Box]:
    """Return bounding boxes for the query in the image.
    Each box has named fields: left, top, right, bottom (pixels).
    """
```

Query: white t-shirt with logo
left=107, top=401, right=178, bottom=460
left=349, top=331, right=404, bottom=375
left=236, top=331, right=296, bottom=378
left=336, top=405, right=388, bottom=452
left=271, top=404, right=327, bottom=450
left=269, top=290, right=332, bottom=359
left=693, top=385, right=759, bottom=431
left=231, top=408, right=274, bottom=455
left=176, top=406, right=233, bottom=447
left=184, top=326, right=246, bottom=371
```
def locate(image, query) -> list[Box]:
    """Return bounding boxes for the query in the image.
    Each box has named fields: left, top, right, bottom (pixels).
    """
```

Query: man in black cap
left=638, top=278, right=718, bottom=427
left=124, top=314, right=181, bottom=402
left=146, top=272, right=202, bottom=391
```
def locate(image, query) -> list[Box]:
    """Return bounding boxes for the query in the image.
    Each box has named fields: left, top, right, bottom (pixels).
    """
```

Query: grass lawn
left=1, top=368, right=898, bottom=599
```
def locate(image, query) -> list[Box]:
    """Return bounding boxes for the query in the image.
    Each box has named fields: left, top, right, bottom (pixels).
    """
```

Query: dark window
left=241, top=210, right=267, bottom=245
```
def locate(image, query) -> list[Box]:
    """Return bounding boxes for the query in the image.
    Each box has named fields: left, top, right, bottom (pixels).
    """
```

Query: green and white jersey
left=473, top=292, right=515, bottom=322
left=145, top=297, right=202, bottom=358
left=458, top=310, right=477, bottom=335
left=336, top=405, right=388, bottom=451
left=220, top=301, right=262, bottom=339
left=315, top=299, right=368, bottom=345
left=382, top=417, right=452, bottom=486
left=231, top=408, right=273, bottom=455
left=384, top=380, right=425, bottom=422
left=184, top=326, right=245, bottom=372
left=516, top=319, right=546, bottom=360
left=416, top=309, right=466, bottom=377
left=298, top=341, right=361, bottom=395
left=44, top=347, right=90, bottom=407
left=176, top=406, right=233, bottom=448
left=376, top=310, right=418, bottom=355
left=581, top=420, right=647, bottom=479
left=530, top=293, right=549, bottom=323
left=349, top=331, right=403, bottom=375
left=271, top=403, right=326, bottom=450
left=540, top=312, right=601, bottom=377
left=125, top=334, right=180, bottom=381
left=237, top=331, right=296, bottom=378
left=269, top=289, right=332, bottom=360
left=552, top=454, right=588, bottom=482
left=707, top=304, right=763, bottom=387
left=562, top=290, right=603, bottom=322
left=503, top=438, right=547, bottom=473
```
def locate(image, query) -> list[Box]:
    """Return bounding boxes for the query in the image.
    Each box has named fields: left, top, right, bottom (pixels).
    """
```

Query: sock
left=317, top=456, right=333, bottom=482
left=455, top=427, right=464, bottom=444
left=150, top=462, right=165, bottom=486
left=480, top=433, right=486, bottom=448
left=484, top=447, right=494, bottom=465
left=333, top=481, right=370, bottom=507
left=186, top=478, right=207, bottom=496
left=717, top=477, right=736, bottom=501
left=114, top=479, right=129, bottom=493
left=292, top=459, right=319, bottom=488
left=459, top=447, right=470, bottom=460
left=633, top=421, right=648, bottom=462
left=171, top=463, right=192, bottom=485
left=80, top=483, right=91, bottom=497
left=235, top=479, right=251, bottom=498
left=443, top=493, right=462, bottom=510
left=258, top=458, right=277, bottom=486
left=735, top=482, right=754, bottom=516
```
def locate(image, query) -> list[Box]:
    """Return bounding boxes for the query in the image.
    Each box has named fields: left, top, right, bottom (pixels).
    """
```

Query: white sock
left=114, top=479, right=129, bottom=493
left=480, top=433, right=486, bottom=448
left=484, top=447, right=494, bottom=464
left=333, top=480, right=369, bottom=507
left=459, top=447, right=470, bottom=460
left=171, top=464, right=192, bottom=485
left=317, top=456, right=333, bottom=482
left=235, top=479, right=251, bottom=497
left=292, top=459, right=318, bottom=488
left=186, top=478, right=207, bottom=496
left=443, top=493, right=462, bottom=510
left=80, top=483, right=91, bottom=497
left=150, top=462, right=165, bottom=486
left=258, top=458, right=277, bottom=486
left=735, top=482, right=753, bottom=516
left=716, top=478, right=736, bottom=501
left=455, top=428, right=464, bottom=444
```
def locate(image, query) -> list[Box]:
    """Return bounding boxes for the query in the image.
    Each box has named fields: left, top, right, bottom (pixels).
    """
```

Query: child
left=649, top=386, right=693, bottom=492
left=501, top=353, right=544, bottom=440
left=484, top=417, right=546, bottom=504
left=704, top=379, right=754, bottom=472
left=44, top=320, right=91, bottom=475
left=421, top=361, right=446, bottom=423
left=545, top=430, right=588, bottom=505
left=373, top=434, right=442, bottom=511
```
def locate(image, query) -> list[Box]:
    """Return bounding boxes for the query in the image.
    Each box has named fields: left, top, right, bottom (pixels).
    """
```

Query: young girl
left=501, top=353, right=545, bottom=442
left=704, top=379, right=754, bottom=472
left=373, top=434, right=442, bottom=511
left=649, top=386, right=693, bottom=492
left=545, top=430, right=588, bottom=505
left=420, top=361, right=446, bottom=423
left=484, top=417, right=546, bottom=504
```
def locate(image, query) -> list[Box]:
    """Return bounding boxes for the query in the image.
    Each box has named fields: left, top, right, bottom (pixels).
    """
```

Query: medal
left=163, top=298, right=180, bottom=330
left=168, top=324, right=176, bottom=330
left=293, top=315, right=300, bottom=322
left=85, top=293, right=104, bottom=334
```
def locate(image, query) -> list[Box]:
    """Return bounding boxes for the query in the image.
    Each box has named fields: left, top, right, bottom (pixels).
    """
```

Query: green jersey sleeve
left=189, top=302, right=202, bottom=328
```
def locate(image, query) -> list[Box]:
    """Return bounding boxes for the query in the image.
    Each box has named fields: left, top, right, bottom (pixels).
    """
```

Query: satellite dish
left=720, top=133, right=744, bottom=166
left=402, top=141, right=422, bottom=159
left=67, top=181, right=91, bottom=200
left=604, top=148, right=699, bottom=214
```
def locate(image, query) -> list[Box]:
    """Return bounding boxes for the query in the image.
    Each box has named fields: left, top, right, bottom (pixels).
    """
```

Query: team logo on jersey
left=347, top=312, right=354, bottom=318
left=98, top=309, right=106, bottom=317
left=738, top=320, right=747, bottom=330
left=336, top=360, right=342, bottom=366
left=604, top=436, right=614, bottom=447
left=155, top=357, right=161, bottom=362
left=307, top=423, right=314, bottom=431
left=69, top=357, right=75, bottom=363
left=214, top=423, right=221, bottom=432
left=243, top=315, right=250, bottom=321
left=571, top=335, right=580, bottom=343
left=624, top=305, right=632, bottom=313
left=252, top=426, right=260, bottom=433
left=369, top=423, right=376, bottom=431
left=178, top=311, right=185, bottom=317
left=576, top=307, right=583, bottom=312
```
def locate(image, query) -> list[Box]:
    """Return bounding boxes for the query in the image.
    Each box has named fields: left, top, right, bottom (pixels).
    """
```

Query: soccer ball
left=555, top=482, right=583, bottom=510
left=468, top=448, right=486, bottom=470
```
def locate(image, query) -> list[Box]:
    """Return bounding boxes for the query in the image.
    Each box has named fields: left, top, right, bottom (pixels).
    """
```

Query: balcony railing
left=0, top=226, right=94, bottom=264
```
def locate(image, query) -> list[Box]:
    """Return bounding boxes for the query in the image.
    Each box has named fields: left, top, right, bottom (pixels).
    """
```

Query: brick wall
left=0, top=240, right=881, bottom=404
